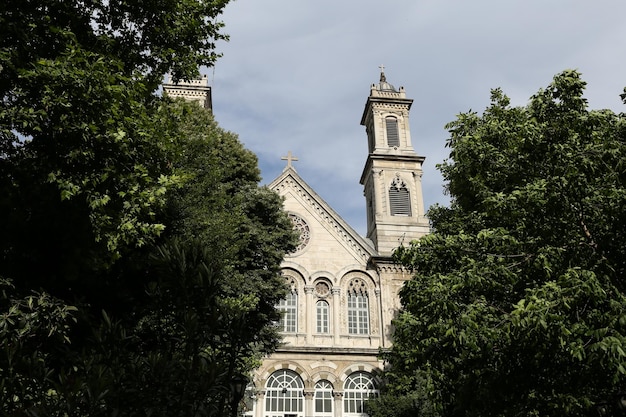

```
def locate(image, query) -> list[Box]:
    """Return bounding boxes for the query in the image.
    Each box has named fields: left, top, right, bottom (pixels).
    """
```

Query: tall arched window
left=347, top=279, right=369, bottom=335
left=389, top=177, right=411, bottom=216
left=316, top=300, right=329, bottom=333
left=265, top=370, right=304, bottom=416
left=278, top=290, right=297, bottom=333
left=343, top=372, right=378, bottom=416
left=385, top=116, right=399, bottom=147
left=314, top=380, right=334, bottom=417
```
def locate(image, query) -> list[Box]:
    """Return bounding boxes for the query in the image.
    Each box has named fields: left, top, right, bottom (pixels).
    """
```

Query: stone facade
left=247, top=71, right=429, bottom=417
left=162, top=74, right=212, bottom=110
left=162, top=69, right=428, bottom=417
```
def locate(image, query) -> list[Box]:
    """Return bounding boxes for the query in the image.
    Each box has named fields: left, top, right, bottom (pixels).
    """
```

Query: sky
left=208, top=0, right=626, bottom=236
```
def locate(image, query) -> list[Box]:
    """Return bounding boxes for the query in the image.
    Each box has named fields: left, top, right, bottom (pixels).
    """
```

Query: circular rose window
left=315, top=281, right=330, bottom=297
left=288, top=213, right=310, bottom=253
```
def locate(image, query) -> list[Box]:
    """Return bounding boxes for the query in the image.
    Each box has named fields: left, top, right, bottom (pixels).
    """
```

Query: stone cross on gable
left=281, top=151, right=299, bottom=170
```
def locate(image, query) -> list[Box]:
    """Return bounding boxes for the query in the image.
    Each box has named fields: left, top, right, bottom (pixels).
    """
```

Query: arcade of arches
left=244, top=369, right=378, bottom=417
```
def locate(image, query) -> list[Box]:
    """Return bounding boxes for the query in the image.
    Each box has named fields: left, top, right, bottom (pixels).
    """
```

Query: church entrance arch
left=264, top=369, right=304, bottom=417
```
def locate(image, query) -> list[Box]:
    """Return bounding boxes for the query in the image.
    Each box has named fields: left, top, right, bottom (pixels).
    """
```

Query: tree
left=0, top=278, right=78, bottom=415
left=1, top=98, right=297, bottom=416
left=376, top=71, right=626, bottom=417
left=1, top=1, right=298, bottom=414
left=0, top=0, right=230, bottom=263
left=114, top=100, right=297, bottom=416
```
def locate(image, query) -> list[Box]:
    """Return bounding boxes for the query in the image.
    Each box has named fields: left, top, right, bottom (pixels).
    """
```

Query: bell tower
left=162, top=74, right=212, bottom=110
left=359, top=68, right=430, bottom=255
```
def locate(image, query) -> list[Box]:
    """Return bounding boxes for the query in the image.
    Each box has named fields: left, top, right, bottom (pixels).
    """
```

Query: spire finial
left=379, top=64, right=387, bottom=82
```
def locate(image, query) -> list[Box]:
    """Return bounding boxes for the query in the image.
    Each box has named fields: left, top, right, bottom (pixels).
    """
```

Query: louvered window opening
left=385, top=117, right=399, bottom=147
left=389, top=184, right=411, bottom=216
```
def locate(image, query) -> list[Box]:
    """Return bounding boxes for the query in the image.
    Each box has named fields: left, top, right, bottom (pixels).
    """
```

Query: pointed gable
left=269, top=167, right=376, bottom=274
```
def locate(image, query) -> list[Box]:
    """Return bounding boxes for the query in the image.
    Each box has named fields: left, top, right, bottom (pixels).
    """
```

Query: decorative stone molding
left=375, top=263, right=413, bottom=274
left=273, top=177, right=373, bottom=262
left=310, top=369, right=339, bottom=385
left=282, top=268, right=306, bottom=286
left=371, top=102, right=410, bottom=111
left=314, top=281, right=330, bottom=298
left=339, top=363, right=383, bottom=386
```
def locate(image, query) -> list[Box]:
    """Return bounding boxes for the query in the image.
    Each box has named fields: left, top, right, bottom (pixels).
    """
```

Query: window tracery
left=389, top=176, right=411, bottom=216
left=347, top=278, right=369, bottom=335
left=343, top=372, right=378, bottom=416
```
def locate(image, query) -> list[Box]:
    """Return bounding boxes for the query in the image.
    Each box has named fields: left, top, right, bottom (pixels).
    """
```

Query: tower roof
left=376, top=70, right=397, bottom=92
left=361, top=68, right=411, bottom=126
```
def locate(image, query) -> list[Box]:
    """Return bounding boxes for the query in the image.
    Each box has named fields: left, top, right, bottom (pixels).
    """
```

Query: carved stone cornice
left=272, top=175, right=375, bottom=262
left=368, top=256, right=414, bottom=274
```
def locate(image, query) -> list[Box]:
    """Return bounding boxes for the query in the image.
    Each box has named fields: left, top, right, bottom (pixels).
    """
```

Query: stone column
left=374, top=288, right=382, bottom=344
left=253, top=390, right=265, bottom=417
left=303, top=389, right=315, bottom=417
left=305, top=285, right=314, bottom=344
left=332, top=287, right=341, bottom=345
left=333, top=391, right=344, bottom=417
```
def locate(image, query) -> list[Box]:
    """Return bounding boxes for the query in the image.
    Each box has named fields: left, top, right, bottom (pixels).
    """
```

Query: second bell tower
left=359, top=69, right=430, bottom=255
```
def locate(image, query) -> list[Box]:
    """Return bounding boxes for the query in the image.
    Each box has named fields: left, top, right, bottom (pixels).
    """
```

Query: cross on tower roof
left=281, top=151, right=299, bottom=171
left=379, top=64, right=387, bottom=82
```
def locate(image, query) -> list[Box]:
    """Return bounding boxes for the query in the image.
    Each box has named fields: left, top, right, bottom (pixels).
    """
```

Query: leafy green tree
left=1, top=96, right=296, bottom=416
left=1, top=1, right=297, bottom=414
left=376, top=71, right=626, bottom=417
left=0, top=0, right=230, bottom=263
left=106, top=100, right=297, bottom=416
left=1, top=99, right=296, bottom=416
left=0, top=278, right=78, bottom=414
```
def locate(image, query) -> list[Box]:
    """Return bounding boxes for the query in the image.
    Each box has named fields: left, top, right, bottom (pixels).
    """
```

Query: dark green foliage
left=0, top=1, right=297, bottom=415
left=375, top=71, right=626, bottom=417
left=0, top=0, right=229, bottom=259
left=0, top=99, right=297, bottom=416
left=0, top=278, right=78, bottom=414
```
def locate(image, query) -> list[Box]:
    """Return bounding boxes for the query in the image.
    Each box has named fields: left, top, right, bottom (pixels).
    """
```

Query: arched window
left=389, top=177, right=411, bottom=216
left=265, top=370, right=304, bottom=416
left=278, top=290, right=297, bottom=333
left=316, top=300, right=329, bottom=333
left=314, top=380, right=334, bottom=417
left=347, top=279, right=369, bottom=335
left=343, top=372, right=378, bottom=416
left=385, top=116, right=399, bottom=147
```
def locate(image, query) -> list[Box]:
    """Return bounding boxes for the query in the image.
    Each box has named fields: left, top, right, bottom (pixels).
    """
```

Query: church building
left=164, top=70, right=430, bottom=417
